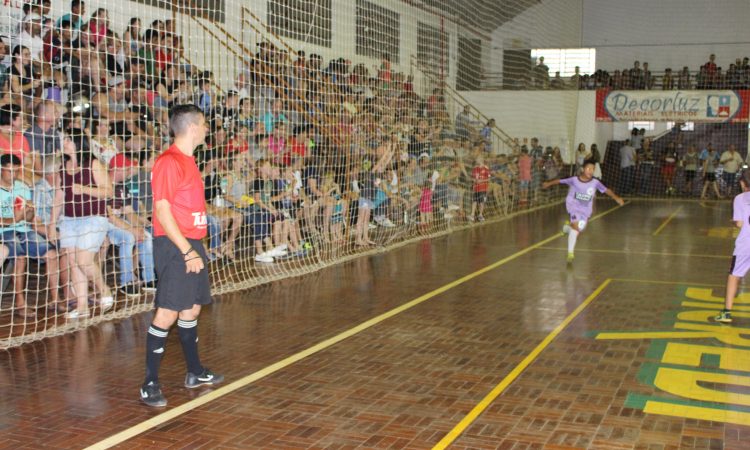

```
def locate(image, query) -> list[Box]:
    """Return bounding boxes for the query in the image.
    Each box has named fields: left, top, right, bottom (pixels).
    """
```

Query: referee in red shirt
left=140, top=105, right=223, bottom=407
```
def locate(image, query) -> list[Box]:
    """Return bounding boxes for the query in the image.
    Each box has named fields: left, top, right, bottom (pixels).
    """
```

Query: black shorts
left=704, top=173, right=716, bottom=182
left=474, top=191, right=488, bottom=204
left=153, top=236, right=212, bottom=312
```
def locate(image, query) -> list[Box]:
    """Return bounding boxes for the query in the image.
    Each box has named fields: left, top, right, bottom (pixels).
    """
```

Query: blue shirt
left=33, top=178, right=55, bottom=225
left=699, top=149, right=720, bottom=161
left=263, top=112, right=287, bottom=134
left=0, top=180, right=32, bottom=232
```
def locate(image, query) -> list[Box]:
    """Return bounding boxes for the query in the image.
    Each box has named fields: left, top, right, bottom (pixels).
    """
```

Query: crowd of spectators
left=0, top=1, right=565, bottom=322
left=526, top=54, right=750, bottom=90
left=617, top=127, right=747, bottom=198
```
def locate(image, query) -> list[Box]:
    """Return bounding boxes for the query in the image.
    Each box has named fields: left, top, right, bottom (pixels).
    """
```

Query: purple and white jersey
left=733, top=192, right=750, bottom=255
left=560, top=176, right=608, bottom=221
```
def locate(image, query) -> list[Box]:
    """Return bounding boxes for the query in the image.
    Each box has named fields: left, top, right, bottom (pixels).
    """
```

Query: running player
left=715, top=170, right=750, bottom=323
left=542, top=159, right=624, bottom=263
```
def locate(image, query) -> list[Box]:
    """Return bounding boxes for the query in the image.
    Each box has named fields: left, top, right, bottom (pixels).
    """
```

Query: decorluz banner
left=595, top=89, right=750, bottom=122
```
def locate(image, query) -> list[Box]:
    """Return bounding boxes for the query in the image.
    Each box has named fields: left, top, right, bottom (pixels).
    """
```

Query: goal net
left=8, top=0, right=746, bottom=347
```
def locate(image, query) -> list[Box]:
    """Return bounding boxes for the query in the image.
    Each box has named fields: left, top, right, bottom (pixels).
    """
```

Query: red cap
left=109, top=153, right=138, bottom=170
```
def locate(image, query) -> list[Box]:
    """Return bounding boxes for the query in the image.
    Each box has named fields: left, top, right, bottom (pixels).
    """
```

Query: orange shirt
left=0, top=131, right=31, bottom=163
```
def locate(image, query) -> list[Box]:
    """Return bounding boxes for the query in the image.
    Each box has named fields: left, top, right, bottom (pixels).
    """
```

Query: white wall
left=462, top=90, right=597, bottom=162
left=488, top=0, right=583, bottom=82
left=582, top=0, right=750, bottom=72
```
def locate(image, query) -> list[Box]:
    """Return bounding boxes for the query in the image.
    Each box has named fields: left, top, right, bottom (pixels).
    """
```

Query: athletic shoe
left=368, top=222, right=377, bottom=230
left=65, top=309, right=90, bottom=320
left=185, top=368, right=224, bottom=389
left=266, top=246, right=288, bottom=257
left=140, top=381, right=167, bottom=407
left=118, top=284, right=140, bottom=297
left=567, top=253, right=575, bottom=264
left=142, top=282, right=157, bottom=292
left=468, top=216, right=475, bottom=222
left=447, top=204, right=460, bottom=211
left=477, top=215, right=485, bottom=222
left=255, top=253, right=274, bottom=263
left=379, top=218, right=396, bottom=228
left=100, top=296, right=114, bottom=312
left=715, top=310, right=733, bottom=323
left=562, top=223, right=571, bottom=234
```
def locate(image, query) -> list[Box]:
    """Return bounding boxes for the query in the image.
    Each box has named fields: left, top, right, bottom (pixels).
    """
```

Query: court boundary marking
left=432, top=278, right=613, bottom=449
left=435, top=276, right=731, bottom=448
left=653, top=206, right=683, bottom=236
left=85, top=202, right=626, bottom=450
left=536, top=246, right=729, bottom=260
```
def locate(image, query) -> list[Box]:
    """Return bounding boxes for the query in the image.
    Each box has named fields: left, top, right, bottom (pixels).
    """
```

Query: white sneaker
left=368, top=223, right=377, bottom=230
left=443, top=212, right=454, bottom=219
left=266, top=246, right=288, bottom=257
left=100, top=296, right=114, bottom=312
left=65, top=310, right=90, bottom=320
left=447, top=204, right=460, bottom=211
left=562, top=224, right=571, bottom=234
left=255, top=254, right=274, bottom=263
left=380, top=218, right=396, bottom=228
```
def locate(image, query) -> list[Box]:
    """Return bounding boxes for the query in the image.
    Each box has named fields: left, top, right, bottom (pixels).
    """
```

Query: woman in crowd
left=58, top=133, right=114, bottom=319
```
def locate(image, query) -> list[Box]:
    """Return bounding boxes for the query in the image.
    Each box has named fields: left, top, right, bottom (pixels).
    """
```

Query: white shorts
left=58, top=215, right=110, bottom=252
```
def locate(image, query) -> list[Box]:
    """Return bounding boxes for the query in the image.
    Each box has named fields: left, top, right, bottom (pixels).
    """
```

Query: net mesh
left=0, top=0, right=746, bottom=348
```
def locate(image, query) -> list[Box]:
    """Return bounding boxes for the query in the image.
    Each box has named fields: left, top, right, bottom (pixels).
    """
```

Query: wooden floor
left=1, top=199, right=748, bottom=449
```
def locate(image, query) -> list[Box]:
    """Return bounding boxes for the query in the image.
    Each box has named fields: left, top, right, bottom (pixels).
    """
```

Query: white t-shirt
left=721, top=151, right=743, bottom=174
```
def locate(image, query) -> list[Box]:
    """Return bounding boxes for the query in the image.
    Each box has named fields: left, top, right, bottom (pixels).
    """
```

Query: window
left=666, top=121, right=695, bottom=131
left=268, top=0, right=332, bottom=47
left=417, top=22, right=449, bottom=79
left=134, top=0, right=226, bottom=23
left=356, top=0, right=400, bottom=63
left=628, top=121, right=655, bottom=131
left=530, top=48, right=595, bottom=77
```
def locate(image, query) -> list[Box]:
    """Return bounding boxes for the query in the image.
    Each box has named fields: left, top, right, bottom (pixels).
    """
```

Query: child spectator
left=320, top=172, right=344, bottom=243
left=419, top=179, right=433, bottom=226
left=517, top=147, right=532, bottom=207
left=470, top=156, right=491, bottom=222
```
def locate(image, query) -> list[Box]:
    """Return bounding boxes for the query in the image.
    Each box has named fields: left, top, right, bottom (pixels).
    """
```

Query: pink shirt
left=518, top=155, right=532, bottom=181
left=268, top=136, right=286, bottom=155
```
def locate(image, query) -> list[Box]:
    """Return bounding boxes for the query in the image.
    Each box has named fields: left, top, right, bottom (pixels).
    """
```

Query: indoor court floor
left=1, top=199, right=749, bottom=449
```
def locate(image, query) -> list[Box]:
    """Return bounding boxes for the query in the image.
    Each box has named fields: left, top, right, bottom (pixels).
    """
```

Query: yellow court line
left=612, top=277, right=725, bottom=287
left=432, top=279, right=613, bottom=450
left=652, top=206, right=683, bottom=236
left=87, top=202, right=626, bottom=449
left=537, top=246, right=729, bottom=260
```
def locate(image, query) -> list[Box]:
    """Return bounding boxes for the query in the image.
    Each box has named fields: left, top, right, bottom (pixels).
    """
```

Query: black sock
left=144, top=324, right=169, bottom=385
left=178, top=319, right=203, bottom=375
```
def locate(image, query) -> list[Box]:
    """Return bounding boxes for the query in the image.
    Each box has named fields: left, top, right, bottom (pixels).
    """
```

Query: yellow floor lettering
left=680, top=301, right=750, bottom=312
left=596, top=331, right=718, bottom=341
left=661, top=342, right=750, bottom=371
left=685, top=287, right=750, bottom=304
left=677, top=310, right=750, bottom=323
left=674, top=322, right=750, bottom=347
left=654, top=366, right=750, bottom=406
left=644, top=400, right=750, bottom=426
